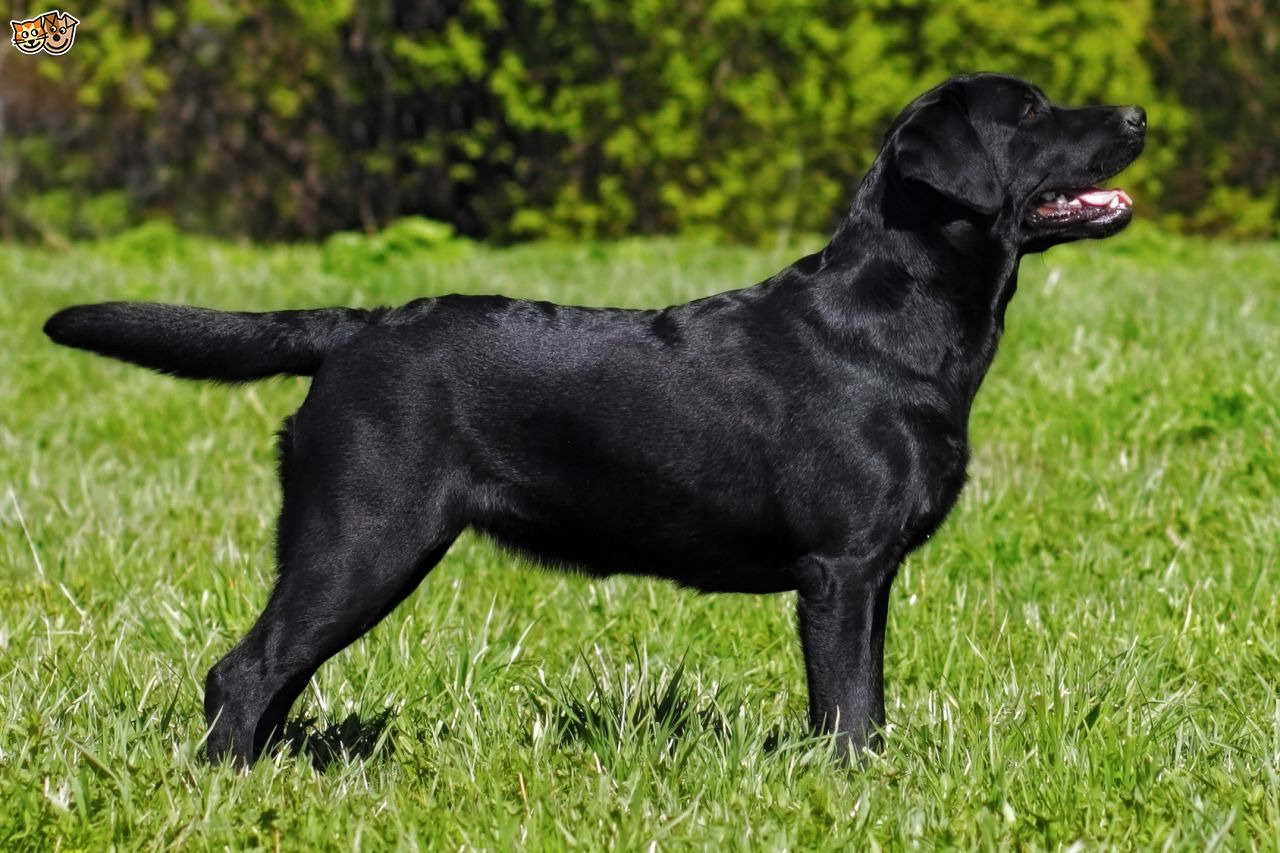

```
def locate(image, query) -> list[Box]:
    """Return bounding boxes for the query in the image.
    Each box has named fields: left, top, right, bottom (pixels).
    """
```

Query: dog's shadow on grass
left=546, top=690, right=787, bottom=756
left=531, top=653, right=796, bottom=762
left=269, top=655, right=813, bottom=771
left=278, top=710, right=397, bottom=770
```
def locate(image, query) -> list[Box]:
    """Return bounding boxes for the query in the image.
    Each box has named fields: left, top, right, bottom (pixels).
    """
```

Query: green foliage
left=322, top=217, right=475, bottom=276
left=1145, top=0, right=1280, bottom=238
left=0, top=1, right=1275, bottom=241
left=13, top=190, right=133, bottom=241
left=1, top=234, right=1278, bottom=847
left=90, top=220, right=211, bottom=264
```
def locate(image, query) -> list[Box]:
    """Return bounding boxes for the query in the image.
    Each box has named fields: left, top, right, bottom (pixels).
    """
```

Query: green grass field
left=2, top=228, right=1278, bottom=850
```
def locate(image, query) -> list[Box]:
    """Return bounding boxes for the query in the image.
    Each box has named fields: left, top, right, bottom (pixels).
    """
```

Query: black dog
left=45, top=74, right=1145, bottom=766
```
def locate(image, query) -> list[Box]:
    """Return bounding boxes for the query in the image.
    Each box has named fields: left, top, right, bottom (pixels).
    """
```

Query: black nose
left=1121, top=106, right=1146, bottom=133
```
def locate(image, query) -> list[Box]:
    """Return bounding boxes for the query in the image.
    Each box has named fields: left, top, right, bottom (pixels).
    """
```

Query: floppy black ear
left=891, top=93, right=1003, bottom=215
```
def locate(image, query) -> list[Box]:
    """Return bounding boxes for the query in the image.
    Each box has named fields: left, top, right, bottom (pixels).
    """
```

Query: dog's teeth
left=1068, top=198, right=1083, bottom=207
left=1079, top=189, right=1128, bottom=207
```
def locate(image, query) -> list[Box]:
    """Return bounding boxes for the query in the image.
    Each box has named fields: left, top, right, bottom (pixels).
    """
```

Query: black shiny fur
left=44, top=74, right=1145, bottom=766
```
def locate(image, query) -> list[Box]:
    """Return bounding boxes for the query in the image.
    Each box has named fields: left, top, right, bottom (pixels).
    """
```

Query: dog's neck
left=808, top=158, right=1023, bottom=409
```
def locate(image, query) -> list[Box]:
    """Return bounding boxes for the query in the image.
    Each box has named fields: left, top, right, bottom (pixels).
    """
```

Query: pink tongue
left=1078, top=189, right=1118, bottom=206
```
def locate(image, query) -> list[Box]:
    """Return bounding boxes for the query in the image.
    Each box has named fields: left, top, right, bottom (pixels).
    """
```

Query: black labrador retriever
left=45, top=73, right=1145, bottom=766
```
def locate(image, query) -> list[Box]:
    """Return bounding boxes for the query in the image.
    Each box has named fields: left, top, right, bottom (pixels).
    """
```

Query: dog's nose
left=1121, top=106, right=1146, bottom=133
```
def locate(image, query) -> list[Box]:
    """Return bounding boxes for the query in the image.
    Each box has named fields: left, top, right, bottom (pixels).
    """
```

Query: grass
left=1, top=226, right=1278, bottom=850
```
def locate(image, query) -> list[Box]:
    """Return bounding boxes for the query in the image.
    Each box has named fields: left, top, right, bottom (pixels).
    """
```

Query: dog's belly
left=471, top=486, right=801, bottom=594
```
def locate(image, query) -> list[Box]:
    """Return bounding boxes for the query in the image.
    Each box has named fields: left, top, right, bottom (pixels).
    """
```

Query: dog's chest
left=899, top=430, right=969, bottom=552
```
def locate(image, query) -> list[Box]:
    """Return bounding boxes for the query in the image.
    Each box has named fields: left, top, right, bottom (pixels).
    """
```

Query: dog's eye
left=1022, top=98, right=1040, bottom=121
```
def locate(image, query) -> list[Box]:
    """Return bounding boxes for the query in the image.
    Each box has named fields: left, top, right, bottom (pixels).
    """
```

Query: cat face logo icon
left=10, top=9, right=78, bottom=55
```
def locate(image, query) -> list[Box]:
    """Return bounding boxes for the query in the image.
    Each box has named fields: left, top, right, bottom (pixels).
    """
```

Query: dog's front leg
left=795, top=553, right=899, bottom=760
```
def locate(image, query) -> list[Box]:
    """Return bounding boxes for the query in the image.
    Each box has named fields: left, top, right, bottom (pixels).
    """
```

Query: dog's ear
left=891, top=90, right=1003, bottom=215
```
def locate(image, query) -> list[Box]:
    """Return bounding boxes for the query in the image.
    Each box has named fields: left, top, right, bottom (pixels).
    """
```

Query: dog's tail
left=43, top=302, right=388, bottom=381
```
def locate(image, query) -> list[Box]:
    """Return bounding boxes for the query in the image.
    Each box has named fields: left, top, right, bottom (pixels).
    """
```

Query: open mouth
left=1025, top=186, right=1133, bottom=230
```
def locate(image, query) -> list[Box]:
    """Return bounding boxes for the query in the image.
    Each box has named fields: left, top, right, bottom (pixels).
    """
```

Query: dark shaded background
left=1, top=0, right=1276, bottom=243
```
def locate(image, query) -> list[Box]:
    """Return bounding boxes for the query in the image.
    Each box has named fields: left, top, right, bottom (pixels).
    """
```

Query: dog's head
left=883, top=74, right=1145, bottom=253
left=41, top=11, right=78, bottom=54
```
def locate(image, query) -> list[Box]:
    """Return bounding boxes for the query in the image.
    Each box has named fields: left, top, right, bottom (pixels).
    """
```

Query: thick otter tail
left=44, top=302, right=387, bottom=381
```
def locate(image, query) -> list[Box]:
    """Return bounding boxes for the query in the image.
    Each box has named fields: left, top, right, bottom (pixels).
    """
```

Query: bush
left=322, top=217, right=474, bottom=274
left=1, top=0, right=1275, bottom=242
left=92, top=220, right=213, bottom=264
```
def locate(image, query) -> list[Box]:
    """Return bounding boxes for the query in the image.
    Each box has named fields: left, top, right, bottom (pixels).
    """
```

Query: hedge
left=0, top=0, right=1275, bottom=242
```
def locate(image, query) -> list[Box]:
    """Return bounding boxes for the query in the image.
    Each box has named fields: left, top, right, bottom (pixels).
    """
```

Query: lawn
left=1, top=227, right=1277, bottom=849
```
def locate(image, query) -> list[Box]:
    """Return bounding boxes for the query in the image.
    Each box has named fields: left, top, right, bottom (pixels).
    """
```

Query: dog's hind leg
left=203, top=410, right=462, bottom=767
